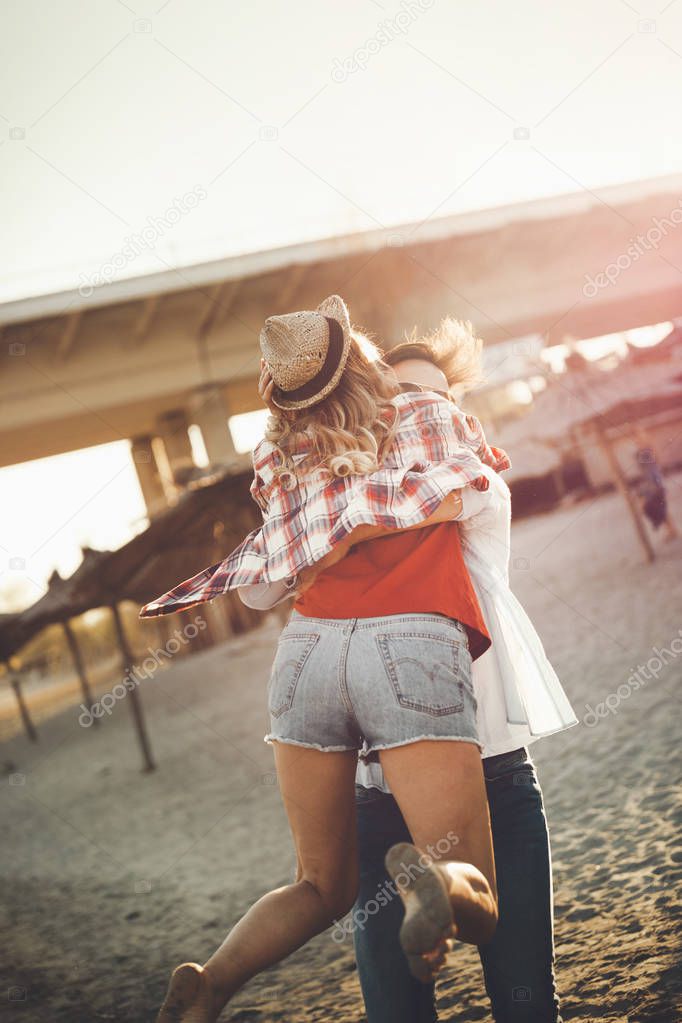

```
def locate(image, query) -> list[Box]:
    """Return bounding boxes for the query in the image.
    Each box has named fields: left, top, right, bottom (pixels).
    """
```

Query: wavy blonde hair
left=265, top=330, right=399, bottom=480
left=384, top=317, right=483, bottom=395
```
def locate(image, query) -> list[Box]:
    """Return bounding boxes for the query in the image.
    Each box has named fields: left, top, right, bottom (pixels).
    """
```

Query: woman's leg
left=157, top=745, right=359, bottom=1022
left=205, top=743, right=359, bottom=998
left=379, top=739, right=498, bottom=975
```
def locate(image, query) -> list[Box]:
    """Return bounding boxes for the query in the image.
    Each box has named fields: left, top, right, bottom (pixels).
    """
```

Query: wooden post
left=110, top=604, right=156, bottom=772
left=9, top=672, right=38, bottom=742
left=593, top=420, right=655, bottom=563
left=62, top=619, right=98, bottom=726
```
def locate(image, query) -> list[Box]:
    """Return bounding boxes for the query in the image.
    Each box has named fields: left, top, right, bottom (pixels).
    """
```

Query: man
left=351, top=333, right=562, bottom=1023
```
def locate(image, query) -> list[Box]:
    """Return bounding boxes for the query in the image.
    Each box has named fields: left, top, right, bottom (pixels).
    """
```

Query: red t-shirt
left=294, top=522, right=490, bottom=660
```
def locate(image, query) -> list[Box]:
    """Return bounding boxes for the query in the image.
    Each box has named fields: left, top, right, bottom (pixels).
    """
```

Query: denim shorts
left=265, top=611, right=478, bottom=756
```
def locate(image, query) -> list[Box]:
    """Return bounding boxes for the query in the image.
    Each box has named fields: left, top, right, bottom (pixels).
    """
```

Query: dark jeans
left=353, top=748, right=562, bottom=1023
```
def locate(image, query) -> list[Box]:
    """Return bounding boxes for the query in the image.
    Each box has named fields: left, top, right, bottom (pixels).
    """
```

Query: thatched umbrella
left=0, top=570, right=102, bottom=742
left=1, top=468, right=262, bottom=765
left=54, top=470, right=260, bottom=770
left=19, top=562, right=105, bottom=722
left=61, top=470, right=256, bottom=608
left=0, top=611, right=36, bottom=664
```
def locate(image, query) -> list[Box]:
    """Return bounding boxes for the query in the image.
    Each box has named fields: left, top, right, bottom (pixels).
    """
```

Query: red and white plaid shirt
left=140, top=391, right=510, bottom=618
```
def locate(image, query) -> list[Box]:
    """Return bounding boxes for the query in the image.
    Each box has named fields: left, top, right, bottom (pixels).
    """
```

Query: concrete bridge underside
left=2, top=174, right=682, bottom=513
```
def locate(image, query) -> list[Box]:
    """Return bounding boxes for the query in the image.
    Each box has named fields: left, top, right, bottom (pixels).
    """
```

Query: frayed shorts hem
left=264, top=734, right=481, bottom=755
left=264, top=735, right=359, bottom=753
left=362, top=734, right=481, bottom=756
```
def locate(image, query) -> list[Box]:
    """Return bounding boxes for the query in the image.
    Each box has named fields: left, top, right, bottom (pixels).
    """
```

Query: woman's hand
left=416, top=489, right=463, bottom=525
left=259, top=359, right=278, bottom=413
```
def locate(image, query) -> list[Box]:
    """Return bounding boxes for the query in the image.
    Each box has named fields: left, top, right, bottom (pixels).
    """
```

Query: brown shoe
left=156, top=963, right=217, bottom=1023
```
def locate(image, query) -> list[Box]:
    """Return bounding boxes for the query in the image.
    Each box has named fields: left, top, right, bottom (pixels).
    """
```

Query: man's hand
left=370, top=490, right=463, bottom=533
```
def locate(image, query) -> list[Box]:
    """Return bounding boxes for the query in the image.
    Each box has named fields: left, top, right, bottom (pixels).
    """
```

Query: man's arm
left=238, top=491, right=466, bottom=607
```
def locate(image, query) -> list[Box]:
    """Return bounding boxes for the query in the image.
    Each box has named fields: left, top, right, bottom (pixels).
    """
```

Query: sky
left=2, top=0, right=682, bottom=301
left=1, top=0, right=681, bottom=609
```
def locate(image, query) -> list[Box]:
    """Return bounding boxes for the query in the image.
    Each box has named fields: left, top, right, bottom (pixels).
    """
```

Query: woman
left=251, top=326, right=577, bottom=1022
left=144, top=296, right=501, bottom=1021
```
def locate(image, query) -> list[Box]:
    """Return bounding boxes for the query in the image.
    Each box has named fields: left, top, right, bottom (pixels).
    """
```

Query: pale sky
left=2, top=0, right=682, bottom=301
left=1, top=0, right=681, bottom=609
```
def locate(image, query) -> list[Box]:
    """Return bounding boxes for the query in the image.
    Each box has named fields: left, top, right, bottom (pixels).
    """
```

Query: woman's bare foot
left=385, top=842, right=456, bottom=982
left=156, top=963, right=218, bottom=1023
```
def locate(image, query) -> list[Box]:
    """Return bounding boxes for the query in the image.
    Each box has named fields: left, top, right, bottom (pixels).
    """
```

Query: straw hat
left=259, top=294, right=352, bottom=410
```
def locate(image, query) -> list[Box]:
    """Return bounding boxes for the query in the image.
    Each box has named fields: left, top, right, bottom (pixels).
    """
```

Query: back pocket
left=376, top=632, right=465, bottom=716
left=268, top=633, right=319, bottom=718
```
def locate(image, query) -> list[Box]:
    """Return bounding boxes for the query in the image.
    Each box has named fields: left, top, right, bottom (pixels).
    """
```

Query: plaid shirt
left=140, top=391, right=510, bottom=618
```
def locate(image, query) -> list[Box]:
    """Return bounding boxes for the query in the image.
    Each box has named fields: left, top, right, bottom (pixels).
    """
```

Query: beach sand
left=2, top=478, right=681, bottom=1022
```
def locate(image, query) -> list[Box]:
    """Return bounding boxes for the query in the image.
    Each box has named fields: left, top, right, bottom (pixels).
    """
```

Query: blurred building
left=486, top=323, right=682, bottom=513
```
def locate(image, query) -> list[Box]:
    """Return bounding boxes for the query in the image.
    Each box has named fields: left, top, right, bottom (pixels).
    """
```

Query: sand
left=1, top=477, right=681, bottom=1022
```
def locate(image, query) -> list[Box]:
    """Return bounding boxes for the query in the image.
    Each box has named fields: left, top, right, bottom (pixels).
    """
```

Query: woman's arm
left=295, top=490, right=464, bottom=594
left=238, top=491, right=466, bottom=606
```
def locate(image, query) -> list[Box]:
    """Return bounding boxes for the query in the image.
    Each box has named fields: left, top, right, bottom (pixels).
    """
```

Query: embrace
left=140, top=295, right=578, bottom=1023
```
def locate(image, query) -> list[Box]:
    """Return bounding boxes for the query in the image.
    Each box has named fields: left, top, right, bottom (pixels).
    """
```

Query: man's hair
left=383, top=317, right=483, bottom=394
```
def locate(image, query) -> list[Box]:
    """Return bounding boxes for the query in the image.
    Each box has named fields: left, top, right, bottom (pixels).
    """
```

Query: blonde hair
left=265, top=331, right=399, bottom=480
left=384, top=317, right=483, bottom=395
